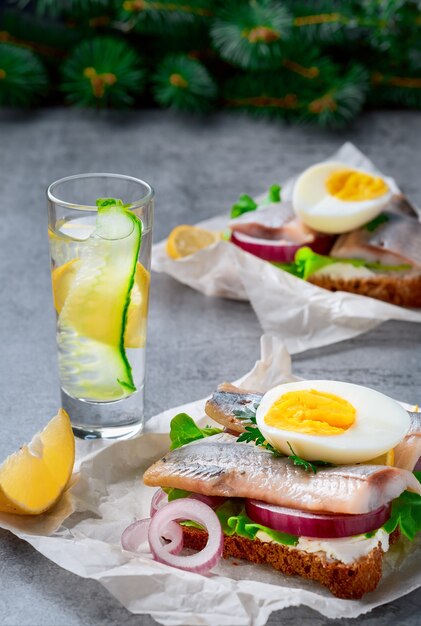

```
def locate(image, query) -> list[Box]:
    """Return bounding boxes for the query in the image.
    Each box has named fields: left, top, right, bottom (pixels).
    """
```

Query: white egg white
left=256, top=380, right=410, bottom=465
left=293, top=162, right=392, bottom=234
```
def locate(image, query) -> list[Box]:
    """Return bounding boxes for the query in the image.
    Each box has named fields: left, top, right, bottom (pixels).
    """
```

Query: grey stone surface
left=0, top=108, right=420, bottom=626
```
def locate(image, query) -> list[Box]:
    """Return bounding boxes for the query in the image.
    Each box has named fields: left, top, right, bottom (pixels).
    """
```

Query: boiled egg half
left=256, top=380, right=410, bottom=465
left=293, top=162, right=392, bottom=234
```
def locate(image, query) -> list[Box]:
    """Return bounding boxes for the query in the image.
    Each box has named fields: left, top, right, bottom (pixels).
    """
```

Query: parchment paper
left=1, top=336, right=420, bottom=626
left=152, top=143, right=421, bottom=354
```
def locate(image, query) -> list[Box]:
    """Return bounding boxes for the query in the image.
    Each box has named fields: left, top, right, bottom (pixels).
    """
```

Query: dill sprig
left=234, top=403, right=332, bottom=471
left=286, top=441, right=332, bottom=474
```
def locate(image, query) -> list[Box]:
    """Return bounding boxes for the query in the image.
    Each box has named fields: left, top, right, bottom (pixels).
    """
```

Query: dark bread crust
left=308, top=272, right=421, bottom=308
left=182, top=527, right=400, bottom=600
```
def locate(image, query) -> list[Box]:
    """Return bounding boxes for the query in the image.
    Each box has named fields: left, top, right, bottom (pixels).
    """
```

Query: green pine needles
left=154, top=54, right=217, bottom=111
left=61, top=37, right=145, bottom=107
left=1, top=0, right=420, bottom=125
left=0, top=43, right=48, bottom=106
left=211, top=0, right=292, bottom=70
left=119, top=0, right=213, bottom=35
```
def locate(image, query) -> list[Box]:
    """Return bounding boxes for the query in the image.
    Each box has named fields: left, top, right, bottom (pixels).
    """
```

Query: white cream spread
left=313, top=263, right=375, bottom=279
left=255, top=529, right=389, bottom=565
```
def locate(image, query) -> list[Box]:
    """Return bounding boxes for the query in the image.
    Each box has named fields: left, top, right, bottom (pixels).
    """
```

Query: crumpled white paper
left=1, top=336, right=420, bottom=626
left=152, top=143, right=421, bottom=354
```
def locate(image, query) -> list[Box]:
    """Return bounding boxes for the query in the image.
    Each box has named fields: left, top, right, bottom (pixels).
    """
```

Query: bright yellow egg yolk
left=326, top=169, right=389, bottom=201
left=264, top=389, right=356, bottom=436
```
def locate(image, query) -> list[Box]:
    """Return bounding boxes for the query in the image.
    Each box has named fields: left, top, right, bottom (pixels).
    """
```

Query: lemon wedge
left=52, top=260, right=150, bottom=349
left=166, top=225, right=220, bottom=259
left=0, top=409, right=75, bottom=515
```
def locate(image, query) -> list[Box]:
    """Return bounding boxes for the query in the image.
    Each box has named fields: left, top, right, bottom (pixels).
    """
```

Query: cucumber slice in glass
left=57, top=198, right=142, bottom=402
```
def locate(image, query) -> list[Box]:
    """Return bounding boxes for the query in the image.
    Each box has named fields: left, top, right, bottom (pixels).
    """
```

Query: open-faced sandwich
left=122, top=380, right=421, bottom=599
left=166, top=161, right=421, bottom=307
left=229, top=163, right=421, bottom=307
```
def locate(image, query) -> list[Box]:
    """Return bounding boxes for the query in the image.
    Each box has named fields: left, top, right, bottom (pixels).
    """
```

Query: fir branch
left=224, top=72, right=301, bottom=120
left=153, top=53, right=217, bottom=112
left=118, top=0, right=213, bottom=35
left=211, top=0, right=292, bottom=70
left=0, top=43, right=48, bottom=106
left=301, top=64, right=369, bottom=128
left=370, top=68, right=421, bottom=109
left=61, top=36, right=145, bottom=107
left=1, top=8, right=83, bottom=58
left=24, top=0, right=113, bottom=18
left=287, top=0, right=353, bottom=44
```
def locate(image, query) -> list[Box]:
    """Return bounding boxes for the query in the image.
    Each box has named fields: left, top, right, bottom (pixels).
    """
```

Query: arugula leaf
left=286, top=442, right=333, bottom=474
left=365, top=213, right=389, bottom=232
left=230, top=194, right=257, bottom=218
left=169, top=413, right=222, bottom=450
left=383, top=472, right=421, bottom=540
left=230, top=184, right=282, bottom=218
left=262, top=184, right=282, bottom=204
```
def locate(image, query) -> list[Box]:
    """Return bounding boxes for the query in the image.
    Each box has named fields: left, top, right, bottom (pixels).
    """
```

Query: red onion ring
left=148, top=499, right=223, bottom=573
left=150, top=488, right=168, bottom=517
left=246, top=499, right=391, bottom=539
left=231, top=230, right=334, bottom=263
left=121, top=517, right=183, bottom=556
left=415, top=457, right=421, bottom=472
left=150, top=488, right=226, bottom=516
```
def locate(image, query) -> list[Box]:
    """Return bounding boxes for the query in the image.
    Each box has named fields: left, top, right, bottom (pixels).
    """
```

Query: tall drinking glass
left=47, top=174, right=154, bottom=440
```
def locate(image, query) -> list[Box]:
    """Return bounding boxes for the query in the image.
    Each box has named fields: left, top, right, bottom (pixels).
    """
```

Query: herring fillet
left=205, top=385, right=421, bottom=471
left=205, top=383, right=263, bottom=433
left=394, top=412, right=421, bottom=471
left=143, top=433, right=421, bottom=515
left=331, top=212, right=421, bottom=267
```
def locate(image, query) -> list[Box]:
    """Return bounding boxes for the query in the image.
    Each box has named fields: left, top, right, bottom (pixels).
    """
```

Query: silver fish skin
left=143, top=433, right=421, bottom=515
left=205, top=383, right=263, bottom=433
left=331, top=212, right=421, bottom=267
left=394, top=412, right=421, bottom=471
left=206, top=387, right=421, bottom=471
left=383, top=194, right=418, bottom=219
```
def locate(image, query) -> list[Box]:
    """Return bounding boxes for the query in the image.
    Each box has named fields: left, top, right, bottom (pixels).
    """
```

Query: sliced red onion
left=231, top=230, right=334, bottom=263
left=150, top=488, right=226, bottom=516
left=121, top=517, right=183, bottom=556
left=150, top=488, right=168, bottom=517
left=148, top=499, right=223, bottom=574
left=245, top=499, right=392, bottom=539
left=414, top=457, right=421, bottom=472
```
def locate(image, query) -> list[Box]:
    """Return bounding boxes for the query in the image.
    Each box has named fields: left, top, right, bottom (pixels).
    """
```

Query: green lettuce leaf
left=163, top=487, right=192, bottom=501
left=169, top=413, right=222, bottom=450
left=176, top=496, right=298, bottom=546
left=216, top=499, right=298, bottom=546
left=273, top=247, right=411, bottom=280
left=383, top=472, right=421, bottom=541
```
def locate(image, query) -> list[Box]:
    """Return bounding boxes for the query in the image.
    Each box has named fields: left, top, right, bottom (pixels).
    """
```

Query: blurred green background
left=0, top=0, right=420, bottom=128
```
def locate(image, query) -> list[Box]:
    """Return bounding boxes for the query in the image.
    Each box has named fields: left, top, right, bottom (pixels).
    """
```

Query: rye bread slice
left=182, top=526, right=400, bottom=599
left=309, top=272, right=421, bottom=308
